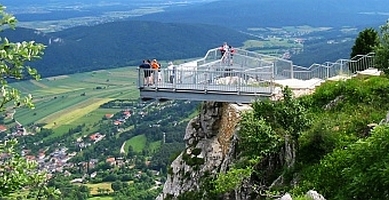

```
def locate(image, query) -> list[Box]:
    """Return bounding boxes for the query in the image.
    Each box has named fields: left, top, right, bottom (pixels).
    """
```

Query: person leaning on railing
left=139, top=59, right=152, bottom=86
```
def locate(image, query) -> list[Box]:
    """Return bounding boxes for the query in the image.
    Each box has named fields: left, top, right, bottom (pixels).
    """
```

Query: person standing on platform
left=139, top=60, right=151, bottom=86
left=151, top=59, right=160, bottom=84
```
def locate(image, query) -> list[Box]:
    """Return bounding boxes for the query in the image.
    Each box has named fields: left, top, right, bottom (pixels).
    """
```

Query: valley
left=1, top=66, right=198, bottom=199
left=1, top=0, right=389, bottom=199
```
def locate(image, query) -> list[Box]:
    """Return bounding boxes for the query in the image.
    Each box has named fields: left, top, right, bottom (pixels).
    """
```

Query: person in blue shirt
left=139, top=60, right=151, bottom=86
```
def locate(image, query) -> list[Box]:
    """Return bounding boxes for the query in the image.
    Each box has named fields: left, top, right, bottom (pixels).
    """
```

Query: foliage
left=302, top=125, right=389, bottom=199
left=375, top=20, right=389, bottom=74
left=211, top=87, right=311, bottom=197
left=2, top=21, right=251, bottom=78
left=238, top=113, right=279, bottom=158
left=0, top=5, right=59, bottom=199
left=251, top=87, right=310, bottom=141
left=298, top=120, right=340, bottom=164
left=293, top=75, right=389, bottom=199
left=350, top=28, right=379, bottom=58
left=213, top=167, right=252, bottom=194
left=215, top=75, right=389, bottom=199
left=111, top=181, right=128, bottom=192
left=0, top=139, right=60, bottom=198
left=0, top=5, right=45, bottom=111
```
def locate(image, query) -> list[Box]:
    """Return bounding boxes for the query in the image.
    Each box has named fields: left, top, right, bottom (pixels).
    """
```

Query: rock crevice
left=157, top=102, right=251, bottom=199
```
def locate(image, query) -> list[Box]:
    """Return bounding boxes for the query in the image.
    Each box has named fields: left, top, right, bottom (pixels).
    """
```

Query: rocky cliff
left=156, top=102, right=252, bottom=199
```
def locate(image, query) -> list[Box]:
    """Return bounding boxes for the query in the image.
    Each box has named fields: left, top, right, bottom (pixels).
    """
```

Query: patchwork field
left=41, top=98, right=113, bottom=129
left=11, top=66, right=140, bottom=138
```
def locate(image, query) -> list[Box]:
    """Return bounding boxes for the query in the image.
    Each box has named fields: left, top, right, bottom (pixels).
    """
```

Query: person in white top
left=220, top=42, right=230, bottom=62
left=167, top=61, right=175, bottom=83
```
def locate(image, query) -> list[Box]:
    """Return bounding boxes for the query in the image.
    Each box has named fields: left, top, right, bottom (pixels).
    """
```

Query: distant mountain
left=135, top=0, right=389, bottom=29
left=2, top=21, right=253, bottom=77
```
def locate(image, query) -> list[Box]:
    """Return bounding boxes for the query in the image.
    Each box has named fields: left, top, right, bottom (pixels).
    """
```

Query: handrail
left=138, top=46, right=377, bottom=102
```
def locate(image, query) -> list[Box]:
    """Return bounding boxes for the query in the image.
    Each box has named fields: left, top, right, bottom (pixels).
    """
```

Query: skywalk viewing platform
left=137, top=47, right=375, bottom=103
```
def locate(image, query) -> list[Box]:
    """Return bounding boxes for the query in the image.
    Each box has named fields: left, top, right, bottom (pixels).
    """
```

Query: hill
left=136, top=0, right=389, bottom=29
left=2, top=21, right=253, bottom=77
left=157, top=74, right=389, bottom=200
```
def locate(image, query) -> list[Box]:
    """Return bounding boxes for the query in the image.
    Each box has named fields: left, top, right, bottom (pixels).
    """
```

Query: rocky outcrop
left=156, top=102, right=251, bottom=199
left=278, top=190, right=326, bottom=200
left=156, top=101, right=327, bottom=200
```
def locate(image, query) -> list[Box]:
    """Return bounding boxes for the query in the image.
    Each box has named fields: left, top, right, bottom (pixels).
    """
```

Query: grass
left=84, top=181, right=133, bottom=196
left=149, top=140, right=162, bottom=153
left=125, top=134, right=147, bottom=153
left=84, top=182, right=114, bottom=195
left=41, top=98, right=112, bottom=129
left=88, top=197, right=113, bottom=200
left=10, top=66, right=140, bottom=140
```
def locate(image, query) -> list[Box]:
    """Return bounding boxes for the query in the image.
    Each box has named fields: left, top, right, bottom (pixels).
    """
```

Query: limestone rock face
left=156, top=102, right=251, bottom=200
left=277, top=190, right=326, bottom=200
left=306, top=190, right=326, bottom=200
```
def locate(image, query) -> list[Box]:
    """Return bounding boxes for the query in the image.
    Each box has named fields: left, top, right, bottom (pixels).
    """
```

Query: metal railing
left=281, top=52, right=375, bottom=80
left=138, top=67, right=274, bottom=95
left=138, top=47, right=376, bottom=101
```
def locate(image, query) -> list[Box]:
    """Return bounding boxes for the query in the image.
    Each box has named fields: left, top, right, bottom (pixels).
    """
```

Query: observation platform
left=137, top=47, right=375, bottom=103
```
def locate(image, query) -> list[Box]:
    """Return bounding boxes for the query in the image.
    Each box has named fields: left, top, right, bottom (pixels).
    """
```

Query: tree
left=375, top=20, right=389, bottom=74
left=349, top=28, right=379, bottom=73
left=111, top=180, right=123, bottom=192
left=0, top=5, right=44, bottom=110
left=0, top=4, right=57, bottom=199
left=0, top=139, right=59, bottom=198
left=350, top=28, right=379, bottom=58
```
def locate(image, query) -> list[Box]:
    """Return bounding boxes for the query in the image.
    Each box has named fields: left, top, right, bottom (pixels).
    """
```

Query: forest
left=2, top=22, right=252, bottom=78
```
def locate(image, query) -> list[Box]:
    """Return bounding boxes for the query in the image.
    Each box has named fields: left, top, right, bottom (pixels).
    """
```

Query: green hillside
left=3, top=21, right=253, bottom=77
left=11, top=66, right=138, bottom=138
left=205, top=74, right=389, bottom=200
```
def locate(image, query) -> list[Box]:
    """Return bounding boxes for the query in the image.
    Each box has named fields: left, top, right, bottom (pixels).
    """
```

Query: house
left=0, top=125, right=7, bottom=133
left=90, top=171, right=97, bottom=178
left=89, top=133, right=102, bottom=141
left=70, top=178, right=84, bottom=184
left=123, top=110, right=131, bottom=118
left=25, top=155, right=36, bottom=161
left=105, top=114, right=114, bottom=119
left=38, top=152, right=46, bottom=160
left=106, top=157, right=116, bottom=165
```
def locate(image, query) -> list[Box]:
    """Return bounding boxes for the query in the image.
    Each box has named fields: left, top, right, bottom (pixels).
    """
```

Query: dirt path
left=120, top=141, right=126, bottom=154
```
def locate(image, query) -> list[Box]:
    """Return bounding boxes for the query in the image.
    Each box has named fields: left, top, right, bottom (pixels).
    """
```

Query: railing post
left=204, top=72, right=208, bottom=92
left=137, top=67, right=141, bottom=88
left=236, top=71, right=241, bottom=95
left=271, top=63, right=275, bottom=93
left=173, top=66, right=177, bottom=90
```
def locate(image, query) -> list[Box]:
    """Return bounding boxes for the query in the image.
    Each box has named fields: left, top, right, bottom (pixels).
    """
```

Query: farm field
left=243, top=38, right=303, bottom=49
left=11, top=66, right=140, bottom=138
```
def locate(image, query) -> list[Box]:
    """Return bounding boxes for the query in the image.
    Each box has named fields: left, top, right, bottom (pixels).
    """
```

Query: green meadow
left=125, top=134, right=147, bottom=153
left=11, top=66, right=140, bottom=139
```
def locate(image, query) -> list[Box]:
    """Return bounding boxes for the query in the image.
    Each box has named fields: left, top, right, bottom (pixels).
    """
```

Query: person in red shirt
left=150, top=59, right=160, bottom=84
